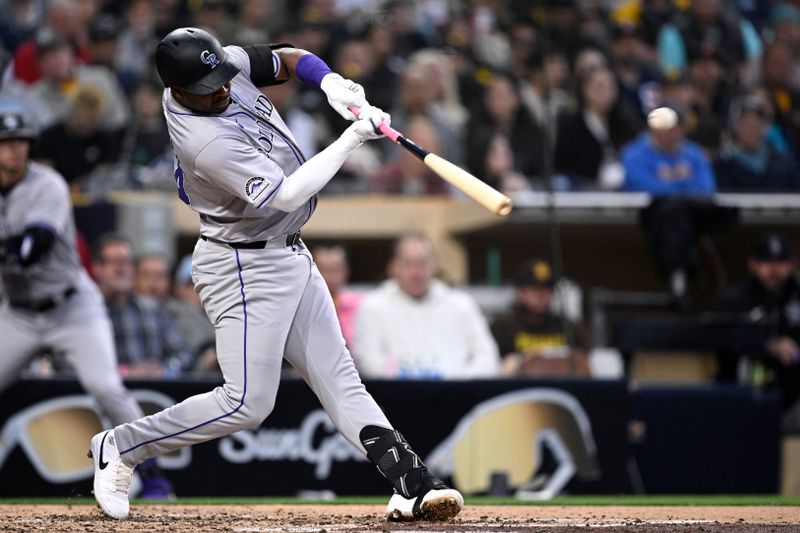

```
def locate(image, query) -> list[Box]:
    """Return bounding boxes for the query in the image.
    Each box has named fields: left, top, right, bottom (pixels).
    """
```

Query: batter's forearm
left=273, top=48, right=311, bottom=82
left=267, top=130, right=362, bottom=212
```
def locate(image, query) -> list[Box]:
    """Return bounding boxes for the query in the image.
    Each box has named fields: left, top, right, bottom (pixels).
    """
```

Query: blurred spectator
left=715, top=94, right=800, bottom=192
left=354, top=235, right=500, bottom=379
left=168, top=256, right=217, bottom=375
left=134, top=253, right=171, bottom=301
left=608, top=22, right=660, bottom=119
left=622, top=105, right=715, bottom=196
left=714, top=233, right=800, bottom=427
left=370, top=116, right=450, bottom=195
left=684, top=45, right=737, bottom=153
left=470, top=2, right=513, bottom=71
left=622, top=105, right=722, bottom=302
left=4, top=1, right=92, bottom=86
left=92, top=234, right=192, bottom=378
left=508, top=20, right=538, bottom=81
left=542, top=0, right=598, bottom=63
left=114, top=0, right=159, bottom=91
left=152, top=0, right=192, bottom=38
left=390, top=61, right=462, bottom=165
left=222, top=0, right=273, bottom=47
left=491, top=259, right=590, bottom=378
left=573, top=47, right=608, bottom=82
left=612, top=1, right=677, bottom=66
left=467, top=71, right=544, bottom=181
left=122, top=80, right=172, bottom=189
left=471, top=131, right=530, bottom=193
left=363, top=22, right=401, bottom=113
left=24, top=31, right=129, bottom=133
left=555, top=66, right=640, bottom=189
left=136, top=254, right=217, bottom=376
left=657, top=0, right=762, bottom=83
left=36, top=85, right=118, bottom=191
left=0, top=0, right=42, bottom=53
left=312, top=243, right=361, bottom=351
left=382, top=0, right=428, bottom=59
left=769, top=3, right=800, bottom=91
left=519, top=47, right=571, bottom=133
left=762, top=42, right=800, bottom=158
left=408, top=49, right=467, bottom=162
left=87, top=14, right=120, bottom=71
left=189, top=0, right=231, bottom=41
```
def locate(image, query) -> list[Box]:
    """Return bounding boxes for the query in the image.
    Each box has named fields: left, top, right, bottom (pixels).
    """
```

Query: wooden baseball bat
left=350, top=108, right=513, bottom=217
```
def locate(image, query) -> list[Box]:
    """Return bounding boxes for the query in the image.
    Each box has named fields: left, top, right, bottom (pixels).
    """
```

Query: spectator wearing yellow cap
left=490, top=259, right=590, bottom=378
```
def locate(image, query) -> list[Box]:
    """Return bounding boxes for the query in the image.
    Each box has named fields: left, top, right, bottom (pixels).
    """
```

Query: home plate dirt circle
left=2, top=504, right=800, bottom=532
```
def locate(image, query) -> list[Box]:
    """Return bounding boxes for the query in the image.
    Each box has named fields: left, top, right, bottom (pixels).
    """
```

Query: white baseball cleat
left=89, top=430, right=134, bottom=519
left=386, top=486, right=464, bottom=522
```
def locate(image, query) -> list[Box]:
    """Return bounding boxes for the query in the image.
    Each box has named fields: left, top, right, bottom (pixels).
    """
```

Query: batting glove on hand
left=346, top=105, right=390, bottom=143
left=320, top=73, right=367, bottom=121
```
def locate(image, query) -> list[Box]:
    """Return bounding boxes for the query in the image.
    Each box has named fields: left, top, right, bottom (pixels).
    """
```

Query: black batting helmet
left=155, top=27, right=241, bottom=95
left=0, top=109, right=37, bottom=142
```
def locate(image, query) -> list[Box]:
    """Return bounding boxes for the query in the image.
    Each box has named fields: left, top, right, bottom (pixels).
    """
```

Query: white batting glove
left=345, top=105, right=390, bottom=143
left=320, top=72, right=367, bottom=121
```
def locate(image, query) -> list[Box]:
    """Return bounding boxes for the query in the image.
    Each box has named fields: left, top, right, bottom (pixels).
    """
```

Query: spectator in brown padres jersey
left=491, top=259, right=590, bottom=378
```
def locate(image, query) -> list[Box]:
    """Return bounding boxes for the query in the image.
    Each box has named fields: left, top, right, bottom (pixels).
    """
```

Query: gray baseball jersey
left=0, top=162, right=143, bottom=427
left=112, top=46, right=392, bottom=466
left=163, top=46, right=314, bottom=242
left=0, top=162, right=81, bottom=303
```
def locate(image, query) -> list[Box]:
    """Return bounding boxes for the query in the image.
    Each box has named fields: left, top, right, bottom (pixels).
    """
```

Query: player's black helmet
left=155, top=27, right=241, bottom=95
left=0, top=110, right=37, bottom=142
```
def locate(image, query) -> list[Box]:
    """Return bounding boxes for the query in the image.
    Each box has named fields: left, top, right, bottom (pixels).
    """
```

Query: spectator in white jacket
left=354, top=235, right=500, bottom=379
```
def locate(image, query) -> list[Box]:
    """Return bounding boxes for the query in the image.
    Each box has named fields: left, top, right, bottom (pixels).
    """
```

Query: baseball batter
left=90, top=27, right=463, bottom=522
left=0, top=103, right=158, bottom=467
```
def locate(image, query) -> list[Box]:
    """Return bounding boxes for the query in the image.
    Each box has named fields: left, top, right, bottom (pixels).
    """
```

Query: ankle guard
left=360, top=426, right=426, bottom=498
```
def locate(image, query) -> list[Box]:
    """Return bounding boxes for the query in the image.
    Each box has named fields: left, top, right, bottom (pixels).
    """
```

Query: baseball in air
left=647, top=107, right=678, bottom=130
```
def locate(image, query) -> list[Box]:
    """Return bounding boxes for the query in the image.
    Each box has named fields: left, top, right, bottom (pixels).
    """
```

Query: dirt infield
left=2, top=504, right=799, bottom=532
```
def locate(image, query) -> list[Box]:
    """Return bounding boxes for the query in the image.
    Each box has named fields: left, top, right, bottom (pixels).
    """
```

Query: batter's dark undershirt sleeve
left=244, top=43, right=294, bottom=87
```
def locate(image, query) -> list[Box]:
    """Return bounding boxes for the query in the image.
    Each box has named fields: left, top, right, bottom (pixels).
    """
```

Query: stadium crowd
left=2, top=0, right=800, bottom=406
left=5, top=0, right=800, bottom=195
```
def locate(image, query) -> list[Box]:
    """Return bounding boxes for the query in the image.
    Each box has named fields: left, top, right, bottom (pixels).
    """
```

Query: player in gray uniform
left=90, top=27, right=463, bottom=521
left=0, top=101, right=171, bottom=496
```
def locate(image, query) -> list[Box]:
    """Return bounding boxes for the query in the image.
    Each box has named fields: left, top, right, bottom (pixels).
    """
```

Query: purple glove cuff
left=296, top=54, right=332, bottom=86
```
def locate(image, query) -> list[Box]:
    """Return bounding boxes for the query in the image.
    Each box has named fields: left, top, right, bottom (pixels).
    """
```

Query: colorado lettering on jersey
left=252, top=94, right=275, bottom=155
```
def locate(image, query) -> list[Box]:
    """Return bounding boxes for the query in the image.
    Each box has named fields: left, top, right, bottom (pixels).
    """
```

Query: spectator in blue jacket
left=622, top=105, right=735, bottom=305
left=621, top=105, right=716, bottom=196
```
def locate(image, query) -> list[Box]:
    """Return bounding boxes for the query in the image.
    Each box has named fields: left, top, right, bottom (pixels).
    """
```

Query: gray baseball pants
left=113, top=237, right=391, bottom=465
left=0, top=274, right=144, bottom=426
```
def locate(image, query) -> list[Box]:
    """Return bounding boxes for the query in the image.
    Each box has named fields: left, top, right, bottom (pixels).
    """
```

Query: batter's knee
left=222, top=385, right=277, bottom=430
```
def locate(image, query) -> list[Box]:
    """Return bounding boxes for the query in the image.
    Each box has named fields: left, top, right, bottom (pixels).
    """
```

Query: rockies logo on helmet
left=155, top=27, right=241, bottom=95
left=200, top=50, right=220, bottom=69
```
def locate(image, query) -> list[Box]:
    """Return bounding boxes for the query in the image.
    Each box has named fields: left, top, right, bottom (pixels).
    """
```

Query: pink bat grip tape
left=348, top=107, right=401, bottom=143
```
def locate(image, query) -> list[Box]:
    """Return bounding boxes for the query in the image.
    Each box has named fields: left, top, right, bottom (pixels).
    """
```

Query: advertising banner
left=0, top=378, right=630, bottom=497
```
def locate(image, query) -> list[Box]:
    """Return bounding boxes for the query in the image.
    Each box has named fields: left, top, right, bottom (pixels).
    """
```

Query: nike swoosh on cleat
left=98, top=432, right=109, bottom=470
